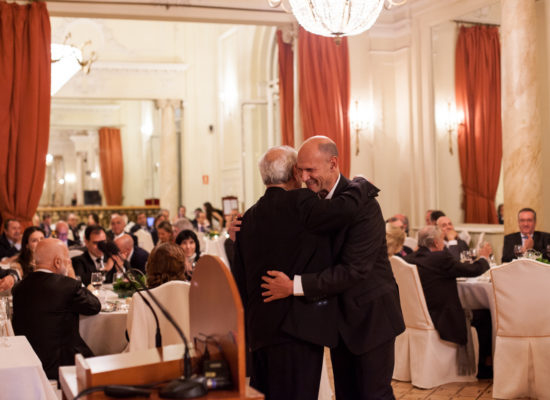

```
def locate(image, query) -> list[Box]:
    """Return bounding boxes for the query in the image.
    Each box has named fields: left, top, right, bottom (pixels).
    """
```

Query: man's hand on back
left=261, top=270, right=293, bottom=302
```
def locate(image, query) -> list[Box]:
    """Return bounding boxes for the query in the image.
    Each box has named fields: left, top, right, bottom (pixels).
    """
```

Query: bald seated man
left=12, top=239, right=101, bottom=380
left=55, top=220, right=78, bottom=247
left=114, top=234, right=149, bottom=274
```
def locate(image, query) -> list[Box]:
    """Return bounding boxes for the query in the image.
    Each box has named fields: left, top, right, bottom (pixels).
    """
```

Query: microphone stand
left=106, top=250, right=206, bottom=398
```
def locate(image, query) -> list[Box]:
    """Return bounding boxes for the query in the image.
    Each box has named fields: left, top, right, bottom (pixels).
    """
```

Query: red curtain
left=277, top=30, right=294, bottom=147
left=98, top=127, right=124, bottom=205
left=298, top=27, right=351, bottom=177
left=455, top=26, right=502, bottom=223
left=0, top=2, right=51, bottom=228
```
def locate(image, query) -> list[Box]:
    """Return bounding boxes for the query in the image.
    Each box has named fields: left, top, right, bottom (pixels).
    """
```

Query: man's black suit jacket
left=0, top=233, right=19, bottom=260
left=12, top=271, right=101, bottom=379
left=71, top=250, right=118, bottom=285
left=301, top=176, right=405, bottom=355
left=404, top=246, right=489, bottom=345
left=129, top=246, right=149, bottom=274
left=501, top=231, right=550, bottom=262
left=232, top=182, right=366, bottom=351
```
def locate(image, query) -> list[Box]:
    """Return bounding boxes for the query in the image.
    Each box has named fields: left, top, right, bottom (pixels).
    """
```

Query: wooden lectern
left=59, top=255, right=263, bottom=400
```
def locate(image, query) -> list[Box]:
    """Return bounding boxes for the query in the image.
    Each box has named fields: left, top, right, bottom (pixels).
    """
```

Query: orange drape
left=0, top=2, right=51, bottom=228
left=98, top=127, right=124, bottom=206
left=298, top=28, right=351, bottom=177
left=455, top=26, right=502, bottom=224
left=277, top=30, right=294, bottom=147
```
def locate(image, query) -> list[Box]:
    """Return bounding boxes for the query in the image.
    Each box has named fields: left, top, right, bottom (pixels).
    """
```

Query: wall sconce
left=349, top=100, right=373, bottom=156
left=438, top=101, right=464, bottom=155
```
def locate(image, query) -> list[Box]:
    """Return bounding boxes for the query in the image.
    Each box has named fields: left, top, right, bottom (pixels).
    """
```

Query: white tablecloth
left=79, top=289, right=129, bottom=356
left=457, top=278, right=496, bottom=351
left=201, top=235, right=230, bottom=267
left=0, top=336, right=58, bottom=400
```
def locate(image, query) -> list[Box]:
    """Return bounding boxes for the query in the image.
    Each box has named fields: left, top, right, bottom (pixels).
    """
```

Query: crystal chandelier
left=271, top=0, right=407, bottom=39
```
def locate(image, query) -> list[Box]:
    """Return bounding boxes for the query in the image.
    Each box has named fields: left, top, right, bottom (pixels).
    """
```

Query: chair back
left=390, top=256, right=433, bottom=330
left=491, top=259, right=550, bottom=336
left=127, top=280, right=191, bottom=352
left=404, top=236, right=417, bottom=251
left=134, top=229, right=155, bottom=253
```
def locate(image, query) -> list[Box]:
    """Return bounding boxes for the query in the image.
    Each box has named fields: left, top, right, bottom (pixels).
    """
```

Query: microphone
left=98, top=241, right=207, bottom=398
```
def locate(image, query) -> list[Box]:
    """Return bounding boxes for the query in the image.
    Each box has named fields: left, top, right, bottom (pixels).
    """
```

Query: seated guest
left=11, top=226, right=45, bottom=279
left=107, top=213, right=126, bottom=241
left=386, top=223, right=406, bottom=257
left=146, top=242, right=187, bottom=288
left=175, top=230, right=201, bottom=280
left=172, top=218, right=194, bottom=239
left=54, top=221, right=79, bottom=248
left=39, top=213, right=53, bottom=238
left=190, top=207, right=202, bottom=230
left=151, top=213, right=167, bottom=245
left=436, top=215, right=470, bottom=260
left=72, top=226, right=114, bottom=285
left=130, top=212, right=152, bottom=233
left=156, top=221, right=174, bottom=244
left=425, top=209, right=434, bottom=225
left=0, top=219, right=21, bottom=262
left=177, top=205, right=187, bottom=220
left=203, top=202, right=224, bottom=230
left=67, top=213, right=81, bottom=245
left=429, top=210, right=445, bottom=225
left=12, top=239, right=101, bottom=379
left=405, top=226, right=493, bottom=378
left=114, top=234, right=149, bottom=274
left=194, top=211, right=210, bottom=233
left=497, top=204, right=504, bottom=225
left=502, top=207, right=550, bottom=262
left=392, top=213, right=410, bottom=236
left=87, top=213, right=100, bottom=226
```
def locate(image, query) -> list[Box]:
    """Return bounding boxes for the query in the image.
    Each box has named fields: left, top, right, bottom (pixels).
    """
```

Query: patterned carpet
left=392, top=380, right=494, bottom=400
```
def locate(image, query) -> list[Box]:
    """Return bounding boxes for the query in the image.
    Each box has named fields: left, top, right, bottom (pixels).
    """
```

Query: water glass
left=513, top=245, right=523, bottom=259
left=91, top=272, right=103, bottom=295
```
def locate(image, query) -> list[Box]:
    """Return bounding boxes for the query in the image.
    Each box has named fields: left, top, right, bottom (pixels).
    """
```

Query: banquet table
left=457, top=277, right=497, bottom=350
left=201, top=234, right=230, bottom=267
left=79, top=288, right=129, bottom=356
left=0, top=336, right=58, bottom=400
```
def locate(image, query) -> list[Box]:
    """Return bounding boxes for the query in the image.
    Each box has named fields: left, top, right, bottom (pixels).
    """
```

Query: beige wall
left=48, top=0, right=550, bottom=232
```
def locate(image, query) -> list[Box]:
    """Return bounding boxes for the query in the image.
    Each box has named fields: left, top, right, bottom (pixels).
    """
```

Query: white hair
left=418, top=225, right=443, bottom=248
left=258, top=146, right=297, bottom=185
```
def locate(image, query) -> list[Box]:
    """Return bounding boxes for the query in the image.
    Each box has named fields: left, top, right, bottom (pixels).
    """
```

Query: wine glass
left=91, top=272, right=103, bottom=295
left=513, top=245, right=523, bottom=259
left=460, top=250, right=471, bottom=263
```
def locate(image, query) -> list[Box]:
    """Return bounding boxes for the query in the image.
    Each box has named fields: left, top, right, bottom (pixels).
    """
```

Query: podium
left=59, top=255, right=263, bottom=399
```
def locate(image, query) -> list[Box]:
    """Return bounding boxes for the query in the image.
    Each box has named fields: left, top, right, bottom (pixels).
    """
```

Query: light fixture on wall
left=349, top=100, right=373, bottom=156
left=268, top=0, right=407, bottom=41
left=51, top=33, right=98, bottom=95
left=438, top=101, right=464, bottom=155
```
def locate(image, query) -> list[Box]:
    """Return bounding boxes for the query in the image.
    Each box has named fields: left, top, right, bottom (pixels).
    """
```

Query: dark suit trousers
left=331, top=337, right=396, bottom=400
left=250, top=340, right=323, bottom=400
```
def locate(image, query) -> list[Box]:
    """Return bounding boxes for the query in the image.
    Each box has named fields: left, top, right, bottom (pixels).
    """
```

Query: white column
left=155, top=99, right=182, bottom=219
left=501, top=0, right=542, bottom=234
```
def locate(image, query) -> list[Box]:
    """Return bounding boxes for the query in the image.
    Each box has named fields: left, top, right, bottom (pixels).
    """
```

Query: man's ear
left=329, top=156, right=338, bottom=170
left=52, top=256, right=62, bottom=272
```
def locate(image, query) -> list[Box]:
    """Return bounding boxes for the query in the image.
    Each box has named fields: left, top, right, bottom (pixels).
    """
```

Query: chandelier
left=270, top=0, right=407, bottom=39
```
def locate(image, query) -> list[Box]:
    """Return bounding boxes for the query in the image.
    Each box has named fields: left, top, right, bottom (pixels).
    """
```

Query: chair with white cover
left=491, top=259, right=550, bottom=399
left=390, top=256, right=478, bottom=388
left=404, top=236, right=417, bottom=251
left=126, top=280, right=191, bottom=352
left=134, top=229, right=155, bottom=253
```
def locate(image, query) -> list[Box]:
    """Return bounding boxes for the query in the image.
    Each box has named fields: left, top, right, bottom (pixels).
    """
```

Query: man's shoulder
left=72, top=251, right=92, bottom=263
left=504, top=232, right=521, bottom=240
left=133, top=246, right=149, bottom=258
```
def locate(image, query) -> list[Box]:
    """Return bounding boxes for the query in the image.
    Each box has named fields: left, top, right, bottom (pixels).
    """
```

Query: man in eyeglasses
left=71, top=225, right=114, bottom=285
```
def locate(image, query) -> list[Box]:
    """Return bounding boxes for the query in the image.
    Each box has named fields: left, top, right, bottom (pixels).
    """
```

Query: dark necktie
left=96, top=258, right=102, bottom=270
left=318, top=190, right=329, bottom=199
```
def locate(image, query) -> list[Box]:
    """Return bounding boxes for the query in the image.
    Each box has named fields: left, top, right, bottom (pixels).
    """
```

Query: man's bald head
left=35, top=238, right=70, bottom=275
left=296, top=135, right=340, bottom=194
left=115, top=234, right=134, bottom=255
